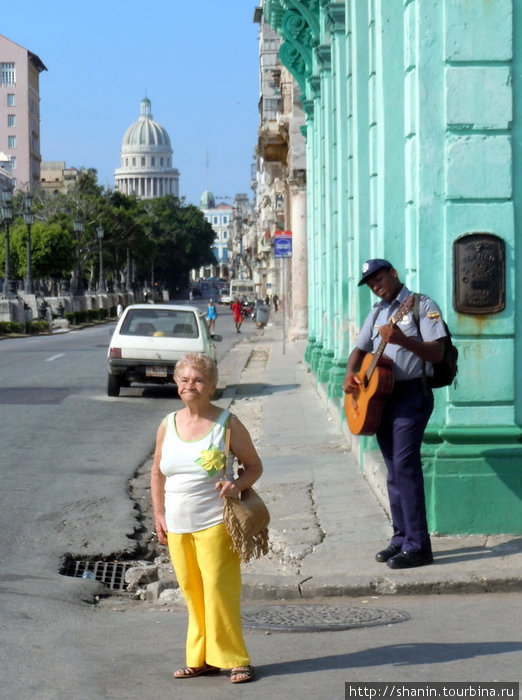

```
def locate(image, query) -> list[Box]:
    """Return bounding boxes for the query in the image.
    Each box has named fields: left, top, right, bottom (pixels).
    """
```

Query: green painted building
left=263, top=0, right=522, bottom=534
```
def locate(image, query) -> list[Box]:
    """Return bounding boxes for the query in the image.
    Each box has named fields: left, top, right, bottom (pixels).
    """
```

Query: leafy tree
left=101, top=190, right=149, bottom=289
left=139, top=196, right=216, bottom=292
left=178, top=204, right=217, bottom=269
left=16, top=171, right=221, bottom=294
left=0, top=226, right=20, bottom=285
left=8, top=220, right=74, bottom=281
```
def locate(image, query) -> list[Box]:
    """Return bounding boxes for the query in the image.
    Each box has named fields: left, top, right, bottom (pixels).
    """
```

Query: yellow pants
left=167, top=523, right=250, bottom=669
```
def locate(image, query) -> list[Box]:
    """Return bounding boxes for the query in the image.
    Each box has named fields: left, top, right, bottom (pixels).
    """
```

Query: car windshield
left=120, top=309, right=200, bottom=338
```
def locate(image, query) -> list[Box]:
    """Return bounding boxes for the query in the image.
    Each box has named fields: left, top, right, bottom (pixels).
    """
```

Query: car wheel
left=107, top=374, right=121, bottom=397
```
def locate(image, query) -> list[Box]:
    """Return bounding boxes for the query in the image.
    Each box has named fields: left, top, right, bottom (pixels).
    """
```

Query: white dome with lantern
left=115, top=98, right=179, bottom=199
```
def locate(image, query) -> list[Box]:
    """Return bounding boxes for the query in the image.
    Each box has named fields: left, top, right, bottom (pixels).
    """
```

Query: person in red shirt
left=231, top=298, right=243, bottom=334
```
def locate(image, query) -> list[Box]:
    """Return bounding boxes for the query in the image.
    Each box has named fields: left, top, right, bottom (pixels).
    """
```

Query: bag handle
left=224, top=425, right=231, bottom=457
left=224, top=426, right=235, bottom=480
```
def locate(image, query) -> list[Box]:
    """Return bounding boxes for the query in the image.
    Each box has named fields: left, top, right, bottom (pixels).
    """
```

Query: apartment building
left=252, top=6, right=307, bottom=338
left=0, top=34, right=47, bottom=191
left=40, top=161, right=89, bottom=196
left=200, top=190, right=234, bottom=277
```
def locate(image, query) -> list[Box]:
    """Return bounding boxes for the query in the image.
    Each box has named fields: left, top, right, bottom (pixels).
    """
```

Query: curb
left=126, top=566, right=522, bottom=605
left=240, top=571, right=522, bottom=600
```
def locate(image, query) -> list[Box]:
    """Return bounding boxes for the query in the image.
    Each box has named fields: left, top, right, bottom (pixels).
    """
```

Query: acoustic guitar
left=344, top=296, right=414, bottom=436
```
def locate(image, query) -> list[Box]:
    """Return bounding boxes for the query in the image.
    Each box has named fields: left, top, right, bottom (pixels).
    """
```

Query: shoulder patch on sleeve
left=427, top=311, right=441, bottom=321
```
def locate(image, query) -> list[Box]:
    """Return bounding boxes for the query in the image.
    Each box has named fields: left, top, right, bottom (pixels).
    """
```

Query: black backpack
left=413, top=294, right=458, bottom=388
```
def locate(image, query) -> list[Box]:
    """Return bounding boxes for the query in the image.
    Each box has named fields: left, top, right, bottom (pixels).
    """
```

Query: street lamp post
left=125, top=247, right=130, bottom=293
left=72, top=216, right=84, bottom=296
left=113, top=247, right=120, bottom=293
left=97, top=225, right=105, bottom=293
left=1, top=189, right=15, bottom=298
left=23, top=192, right=34, bottom=295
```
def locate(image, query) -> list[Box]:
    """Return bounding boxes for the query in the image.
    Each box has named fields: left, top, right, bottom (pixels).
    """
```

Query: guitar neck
left=365, top=338, right=387, bottom=380
left=362, top=295, right=414, bottom=383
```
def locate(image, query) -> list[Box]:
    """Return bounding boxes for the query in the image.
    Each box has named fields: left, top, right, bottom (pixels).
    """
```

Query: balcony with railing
left=258, top=101, right=288, bottom=164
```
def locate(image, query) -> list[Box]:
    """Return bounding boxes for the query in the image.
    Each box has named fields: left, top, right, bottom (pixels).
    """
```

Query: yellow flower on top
left=196, top=445, right=225, bottom=477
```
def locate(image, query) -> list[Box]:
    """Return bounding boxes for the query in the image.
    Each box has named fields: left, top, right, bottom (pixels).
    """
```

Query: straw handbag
left=223, top=427, right=269, bottom=562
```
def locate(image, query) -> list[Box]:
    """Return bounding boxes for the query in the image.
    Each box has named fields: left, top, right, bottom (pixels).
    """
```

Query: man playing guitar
left=343, top=259, right=447, bottom=569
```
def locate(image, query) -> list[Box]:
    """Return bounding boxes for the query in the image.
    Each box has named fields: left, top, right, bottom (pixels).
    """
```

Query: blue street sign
left=274, top=236, right=292, bottom=258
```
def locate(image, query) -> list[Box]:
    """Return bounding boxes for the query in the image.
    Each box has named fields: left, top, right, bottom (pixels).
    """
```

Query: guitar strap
left=412, top=293, right=422, bottom=337
left=370, top=302, right=384, bottom=331
left=412, top=293, right=430, bottom=395
left=371, top=295, right=430, bottom=394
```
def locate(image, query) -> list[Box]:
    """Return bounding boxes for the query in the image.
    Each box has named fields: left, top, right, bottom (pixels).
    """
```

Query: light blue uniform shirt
left=355, top=285, right=447, bottom=382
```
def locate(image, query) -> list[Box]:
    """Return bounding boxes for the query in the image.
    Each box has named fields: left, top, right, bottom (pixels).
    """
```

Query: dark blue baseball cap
left=358, top=259, right=394, bottom=286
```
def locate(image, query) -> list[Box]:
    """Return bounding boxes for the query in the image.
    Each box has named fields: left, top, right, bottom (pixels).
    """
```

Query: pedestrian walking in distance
left=343, top=259, right=448, bottom=569
left=206, top=299, right=217, bottom=335
left=231, top=297, right=243, bottom=333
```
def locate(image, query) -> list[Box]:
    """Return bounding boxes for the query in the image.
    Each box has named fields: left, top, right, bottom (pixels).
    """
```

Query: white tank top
left=160, top=409, right=230, bottom=534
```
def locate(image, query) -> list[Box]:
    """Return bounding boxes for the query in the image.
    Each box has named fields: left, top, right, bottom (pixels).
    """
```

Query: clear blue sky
left=2, top=0, right=261, bottom=206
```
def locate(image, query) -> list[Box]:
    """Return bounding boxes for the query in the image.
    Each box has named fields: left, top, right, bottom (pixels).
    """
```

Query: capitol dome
left=115, top=97, right=180, bottom=199
left=121, top=98, right=171, bottom=153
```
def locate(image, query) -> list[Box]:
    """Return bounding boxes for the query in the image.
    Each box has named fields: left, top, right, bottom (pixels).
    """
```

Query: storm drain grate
left=60, top=556, right=135, bottom=591
left=242, top=604, right=410, bottom=632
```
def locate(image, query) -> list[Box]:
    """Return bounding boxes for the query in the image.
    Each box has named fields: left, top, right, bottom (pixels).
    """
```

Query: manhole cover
left=242, top=604, right=409, bottom=632
left=60, top=556, right=135, bottom=591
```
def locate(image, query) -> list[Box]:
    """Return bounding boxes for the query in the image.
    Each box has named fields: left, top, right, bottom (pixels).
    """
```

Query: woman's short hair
left=174, top=352, right=218, bottom=387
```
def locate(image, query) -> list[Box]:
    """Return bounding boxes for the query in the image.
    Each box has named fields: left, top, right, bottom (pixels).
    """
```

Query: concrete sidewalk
left=215, top=313, right=522, bottom=599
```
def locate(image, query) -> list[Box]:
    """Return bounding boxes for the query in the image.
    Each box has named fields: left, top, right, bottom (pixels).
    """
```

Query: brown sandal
left=174, top=664, right=220, bottom=679
left=230, top=665, right=254, bottom=684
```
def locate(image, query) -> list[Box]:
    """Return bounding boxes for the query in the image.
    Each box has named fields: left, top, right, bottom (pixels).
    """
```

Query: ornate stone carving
left=265, top=0, right=322, bottom=102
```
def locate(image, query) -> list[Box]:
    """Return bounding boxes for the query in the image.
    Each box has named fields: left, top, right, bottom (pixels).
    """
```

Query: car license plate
left=146, top=366, right=168, bottom=378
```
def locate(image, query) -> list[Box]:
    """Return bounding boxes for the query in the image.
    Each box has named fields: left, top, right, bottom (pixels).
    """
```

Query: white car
left=107, top=303, right=221, bottom=396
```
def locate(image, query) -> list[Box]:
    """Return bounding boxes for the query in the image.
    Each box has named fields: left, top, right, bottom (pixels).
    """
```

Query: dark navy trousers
left=376, top=379, right=433, bottom=554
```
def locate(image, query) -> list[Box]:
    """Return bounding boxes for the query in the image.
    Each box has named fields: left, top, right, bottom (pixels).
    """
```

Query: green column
left=309, top=82, right=325, bottom=372
left=316, top=43, right=336, bottom=383
left=326, top=3, right=351, bottom=399
left=304, top=98, right=322, bottom=365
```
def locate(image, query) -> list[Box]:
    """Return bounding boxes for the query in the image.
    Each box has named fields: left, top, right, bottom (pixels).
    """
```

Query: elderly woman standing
left=151, top=352, right=262, bottom=684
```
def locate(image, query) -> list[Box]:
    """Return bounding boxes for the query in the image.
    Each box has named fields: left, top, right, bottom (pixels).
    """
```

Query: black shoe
left=375, top=544, right=402, bottom=563
left=387, top=550, right=433, bottom=569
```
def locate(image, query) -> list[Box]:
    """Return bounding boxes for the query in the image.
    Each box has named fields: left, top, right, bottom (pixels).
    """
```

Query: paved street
left=1, top=309, right=521, bottom=698
left=2, top=589, right=521, bottom=699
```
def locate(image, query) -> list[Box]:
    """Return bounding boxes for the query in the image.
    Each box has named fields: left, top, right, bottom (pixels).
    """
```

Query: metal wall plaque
left=453, top=233, right=505, bottom=314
